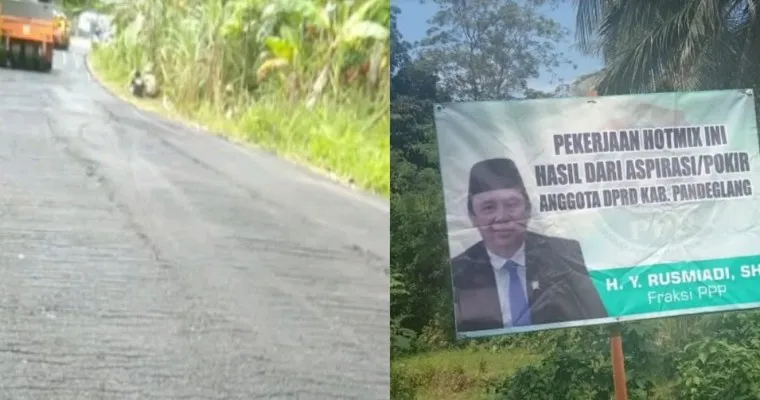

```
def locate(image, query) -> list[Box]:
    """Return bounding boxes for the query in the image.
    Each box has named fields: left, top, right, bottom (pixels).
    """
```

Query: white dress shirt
left=487, top=243, right=528, bottom=328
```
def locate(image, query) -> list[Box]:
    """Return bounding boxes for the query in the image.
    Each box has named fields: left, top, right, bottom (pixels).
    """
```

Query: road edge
left=82, top=52, right=390, bottom=207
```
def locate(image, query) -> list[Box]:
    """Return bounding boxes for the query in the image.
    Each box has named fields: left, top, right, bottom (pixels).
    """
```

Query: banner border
left=457, top=301, right=760, bottom=339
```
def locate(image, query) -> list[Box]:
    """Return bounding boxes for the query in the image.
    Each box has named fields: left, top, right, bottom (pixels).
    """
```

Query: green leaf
left=265, top=37, right=296, bottom=62
left=342, top=21, right=388, bottom=42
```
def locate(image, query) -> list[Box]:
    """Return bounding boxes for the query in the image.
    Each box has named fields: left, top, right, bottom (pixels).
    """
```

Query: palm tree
left=574, top=0, right=760, bottom=96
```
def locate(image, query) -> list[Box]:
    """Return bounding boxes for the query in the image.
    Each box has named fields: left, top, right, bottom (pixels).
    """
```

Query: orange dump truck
left=0, top=0, right=56, bottom=72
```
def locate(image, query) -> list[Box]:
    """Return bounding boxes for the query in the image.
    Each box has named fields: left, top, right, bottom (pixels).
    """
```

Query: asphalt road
left=0, top=38, right=389, bottom=399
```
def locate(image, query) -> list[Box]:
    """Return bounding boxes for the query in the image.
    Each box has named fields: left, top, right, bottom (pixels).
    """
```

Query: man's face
left=469, top=188, right=530, bottom=250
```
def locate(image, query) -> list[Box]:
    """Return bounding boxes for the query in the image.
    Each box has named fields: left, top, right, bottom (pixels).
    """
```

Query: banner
left=434, top=89, right=760, bottom=339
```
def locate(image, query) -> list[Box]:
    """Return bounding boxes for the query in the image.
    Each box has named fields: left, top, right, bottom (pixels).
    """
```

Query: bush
left=673, top=339, right=760, bottom=399
left=393, top=347, right=538, bottom=400
left=488, top=324, right=661, bottom=400
left=92, top=0, right=390, bottom=195
left=390, top=364, right=417, bottom=400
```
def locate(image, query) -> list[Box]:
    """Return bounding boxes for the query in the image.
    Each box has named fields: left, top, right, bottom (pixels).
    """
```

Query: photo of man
left=451, top=157, right=608, bottom=333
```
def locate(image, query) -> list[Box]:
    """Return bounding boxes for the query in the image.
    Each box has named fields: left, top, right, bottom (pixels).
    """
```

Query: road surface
left=0, top=38, right=389, bottom=399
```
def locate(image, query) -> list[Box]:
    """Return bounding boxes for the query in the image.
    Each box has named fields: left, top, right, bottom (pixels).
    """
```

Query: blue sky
left=393, top=0, right=603, bottom=92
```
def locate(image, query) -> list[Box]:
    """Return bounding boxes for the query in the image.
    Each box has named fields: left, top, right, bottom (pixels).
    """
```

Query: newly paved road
left=0, top=38, right=389, bottom=399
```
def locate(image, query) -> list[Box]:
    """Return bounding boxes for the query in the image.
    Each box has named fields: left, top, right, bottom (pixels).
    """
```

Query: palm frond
left=574, top=0, right=609, bottom=55
left=592, top=0, right=748, bottom=94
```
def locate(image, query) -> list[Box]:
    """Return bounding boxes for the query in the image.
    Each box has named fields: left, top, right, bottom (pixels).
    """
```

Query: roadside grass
left=391, top=345, right=680, bottom=400
left=87, top=0, right=390, bottom=196
left=392, top=347, right=539, bottom=399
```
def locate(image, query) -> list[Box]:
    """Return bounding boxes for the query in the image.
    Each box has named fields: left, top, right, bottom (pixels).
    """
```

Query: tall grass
left=392, top=347, right=539, bottom=399
left=90, top=0, right=390, bottom=196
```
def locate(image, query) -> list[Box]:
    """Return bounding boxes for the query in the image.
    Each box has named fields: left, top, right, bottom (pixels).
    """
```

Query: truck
left=0, top=0, right=57, bottom=72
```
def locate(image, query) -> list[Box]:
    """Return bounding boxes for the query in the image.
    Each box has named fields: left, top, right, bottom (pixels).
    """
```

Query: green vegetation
left=391, top=0, right=760, bottom=398
left=393, top=347, right=538, bottom=400
left=574, top=0, right=760, bottom=96
left=86, top=0, right=390, bottom=196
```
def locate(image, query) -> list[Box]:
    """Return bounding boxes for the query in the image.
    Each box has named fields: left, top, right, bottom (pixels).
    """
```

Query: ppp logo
left=593, top=101, right=721, bottom=251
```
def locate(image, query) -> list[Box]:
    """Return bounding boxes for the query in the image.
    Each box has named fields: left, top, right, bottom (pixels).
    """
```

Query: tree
left=391, top=6, right=411, bottom=75
left=390, top=1, right=573, bottom=351
left=390, top=7, right=449, bottom=339
left=574, top=0, right=760, bottom=96
left=418, top=0, right=572, bottom=101
left=525, top=82, right=572, bottom=99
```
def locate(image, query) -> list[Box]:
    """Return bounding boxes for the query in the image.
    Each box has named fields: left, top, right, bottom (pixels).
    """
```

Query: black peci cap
left=468, top=158, right=526, bottom=196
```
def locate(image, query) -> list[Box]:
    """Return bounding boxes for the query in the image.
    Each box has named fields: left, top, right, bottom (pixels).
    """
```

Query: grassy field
left=392, top=347, right=538, bottom=399
left=86, top=0, right=389, bottom=197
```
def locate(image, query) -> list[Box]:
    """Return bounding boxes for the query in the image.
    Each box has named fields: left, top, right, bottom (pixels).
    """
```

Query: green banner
left=591, top=255, right=760, bottom=316
left=433, top=89, right=760, bottom=339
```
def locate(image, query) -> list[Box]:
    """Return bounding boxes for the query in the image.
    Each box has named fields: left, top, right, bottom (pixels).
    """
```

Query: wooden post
left=609, top=324, right=629, bottom=400
left=585, top=88, right=629, bottom=400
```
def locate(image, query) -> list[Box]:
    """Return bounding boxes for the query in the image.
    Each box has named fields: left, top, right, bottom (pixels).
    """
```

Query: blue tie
left=504, top=260, right=532, bottom=326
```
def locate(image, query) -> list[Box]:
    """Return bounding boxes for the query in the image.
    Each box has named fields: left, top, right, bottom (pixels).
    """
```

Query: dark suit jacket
left=451, top=231, right=607, bottom=332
